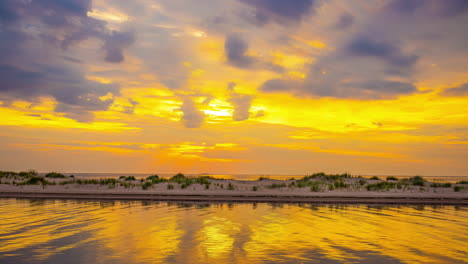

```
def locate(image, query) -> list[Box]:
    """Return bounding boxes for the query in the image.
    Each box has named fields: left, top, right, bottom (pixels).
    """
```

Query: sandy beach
left=1, top=172, right=467, bottom=204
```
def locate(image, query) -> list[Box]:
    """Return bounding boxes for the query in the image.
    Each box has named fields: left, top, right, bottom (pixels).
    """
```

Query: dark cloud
left=260, top=79, right=299, bottom=93
left=385, top=0, right=468, bottom=17
left=178, top=97, right=205, bottom=128
left=0, top=0, right=133, bottom=60
left=227, top=83, right=253, bottom=121
left=334, top=12, right=354, bottom=30
left=259, top=74, right=416, bottom=99
left=103, top=31, right=135, bottom=63
left=40, top=0, right=92, bottom=17
left=439, top=83, right=468, bottom=96
left=341, top=80, right=416, bottom=97
left=0, top=64, right=118, bottom=122
left=224, top=33, right=284, bottom=72
left=0, top=0, right=19, bottom=23
left=258, top=23, right=421, bottom=99
left=225, top=33, right=255, bottom=68
left=239, top=0, right=319, bottom=25
left=386, top=0, right=425, bottom=15
left=0, top=65, right=44, bottom=96
left=345, top=36, right=419, bottom=68
left=0, top=0, right=134, bottom=121
left=61, top=56, right=83, bottom=64
left=120, top=98, right=139, bottom=114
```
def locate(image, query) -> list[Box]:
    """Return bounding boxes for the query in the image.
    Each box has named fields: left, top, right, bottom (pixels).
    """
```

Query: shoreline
left=1, top=171, right=466, bottom=205
left=1, top=191, right=467, bottom=205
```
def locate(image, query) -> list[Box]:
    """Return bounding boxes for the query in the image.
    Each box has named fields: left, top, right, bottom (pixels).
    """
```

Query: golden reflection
left=0, top=200, right=466, bottom=264
left=196, top=217, right=241, bottom=259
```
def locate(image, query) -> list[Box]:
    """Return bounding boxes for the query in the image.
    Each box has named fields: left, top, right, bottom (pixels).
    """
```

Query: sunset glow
left=0, top=0, right=467, bottom=175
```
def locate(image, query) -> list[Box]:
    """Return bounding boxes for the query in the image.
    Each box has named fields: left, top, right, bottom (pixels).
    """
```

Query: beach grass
left=0, top=171, right=466, bottom=196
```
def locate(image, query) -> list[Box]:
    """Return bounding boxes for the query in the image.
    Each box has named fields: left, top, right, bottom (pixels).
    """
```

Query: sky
left=0, top=0, right=467, bottom=175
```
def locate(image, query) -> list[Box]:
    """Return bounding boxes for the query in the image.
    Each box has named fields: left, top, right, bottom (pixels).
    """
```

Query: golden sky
left=0, top=0, right=467, bottom=175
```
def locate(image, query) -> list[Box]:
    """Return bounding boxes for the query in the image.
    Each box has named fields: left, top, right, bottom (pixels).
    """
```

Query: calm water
left=0, top=199, right=467, bottom=264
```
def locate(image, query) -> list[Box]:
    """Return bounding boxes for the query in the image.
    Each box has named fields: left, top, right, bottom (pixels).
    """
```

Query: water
left=54, top=173, right=468, bottom=183
left=0, top=199, right=466, bottom=264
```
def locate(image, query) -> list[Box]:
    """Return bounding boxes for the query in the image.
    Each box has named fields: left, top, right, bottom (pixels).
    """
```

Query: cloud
left=0, top=0, right=135, bottom=62
left=385, top=0, right=468, bottom=17
left=239, top=0, right=319, bottom=25
left=103, top=31, right=135, bottom=63
left=224, top=33, right=283, bottom=72
left=345, top=35, right=419, bottom=68
left=339, top=80, right=416, bottom=98
left=439, top=83, right=468, bottom=96
left=227, top=83, right=253, bottom=121
left=178, top=97, right=205, bottom=128
left=0, top=0, right=135, bottom=121
left=259, top=35, right=419, bottom=99
left=0, top=64, right=119, bottom=121
left=260, top=77, right=416, bottom=99
left=256, top=2, right=443, bottom=100
left=225, top=33, right=255, bottom=68
left=334, top=12, right=354, bottom=30
left=260, top=79, right=301, bottom=93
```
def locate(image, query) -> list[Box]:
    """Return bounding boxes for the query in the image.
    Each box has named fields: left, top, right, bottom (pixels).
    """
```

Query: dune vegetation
left=0, top=170, right=466, bottom=193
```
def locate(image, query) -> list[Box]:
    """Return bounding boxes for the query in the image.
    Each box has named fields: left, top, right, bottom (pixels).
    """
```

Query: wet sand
left=1, top=189, right=466, bottom=204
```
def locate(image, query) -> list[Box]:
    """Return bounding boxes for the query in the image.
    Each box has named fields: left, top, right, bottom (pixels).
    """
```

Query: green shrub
left=125, top=176, right=136, bottom=181
left=386, top=176, right=398, bottom=181
left=454, top=186, right=464, bottom=192
left=328, top=184, right=334, bottom=191
left=228, top=183, right=234, bottom=190
left=334, top=180, right=348, bottom=189
left=252, top=186, right=258, bottom=191
left=457, top=181, right=468, bottom=184
left=195, top=176, right=211, bottom=185
left=267, top=183, right=287, bottom=189
left=146, top=175, right=159, bottom=181
left=359, top=179, right=367, bottom=186
left=142, top=181, right=152, bottom=190
left=310, top=182, right=321, bottom=192
left=410, top=176, right=425, bottom=186
left=366, top=182, right=399, bottom=191
left=19, top=170, right=38, bottom=177
left=258, top=177, right=270, bottom=181
left=45, top=172, right=66, bottom=178
left=99, top=178, right=118, bottom=185
left=304, top=172, right=352, bottom=181
left=370, top=176, right=380, bottom=180
left=430, top=183, right=452, bottom=188
left=120, top=182, right=133, bottom=188
left=167, top=184, right=175, bottom=190
left=21, top=176, right=51, bottom=185
left=171, top=173, right=186, bottom=181
left=0, top=171, right=18, bottom=179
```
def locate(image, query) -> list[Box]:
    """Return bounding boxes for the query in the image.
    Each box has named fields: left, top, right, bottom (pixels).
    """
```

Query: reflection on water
left=0, top=199, right=466, bottom=264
